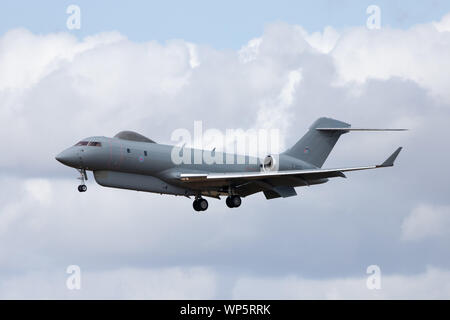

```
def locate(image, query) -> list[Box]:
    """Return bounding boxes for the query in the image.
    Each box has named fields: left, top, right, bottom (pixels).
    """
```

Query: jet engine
left=262, top=154, right=277, bottom=172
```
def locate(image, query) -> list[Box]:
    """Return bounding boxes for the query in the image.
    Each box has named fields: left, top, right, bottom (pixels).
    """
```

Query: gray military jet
left=55, top=117, right=405, bottom=211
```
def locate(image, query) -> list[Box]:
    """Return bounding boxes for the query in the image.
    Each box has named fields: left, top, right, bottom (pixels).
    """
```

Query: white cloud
left=0, top=176, right=266, bottom=270
left=0, top=29, right=125, bottom=90
left=304, top=26, right=340, bottom=54
left=2, top=263, right=450, bottom=299
left=332, top=17, right=450, bottom=103
left=232, top=266, right=450, bottom=299
left=238, top=37, right=262, bottom=63
left=433, top=13, right=450, bottom=32
left=186, top=42, right=200, bottom=68
left=253, top=68, right=302, bottom=153
left=0, top=267, right=216, bottom=299
left=24, top=179, right=52, bottom=205
left=401, top=204, right=450, bottom=242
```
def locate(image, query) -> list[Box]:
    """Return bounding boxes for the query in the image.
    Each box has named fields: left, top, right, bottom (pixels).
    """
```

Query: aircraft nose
left=55, top=148, right=79, bottom=167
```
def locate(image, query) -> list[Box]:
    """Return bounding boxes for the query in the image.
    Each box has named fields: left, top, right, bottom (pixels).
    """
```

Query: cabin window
left=75, top=141, right=89, bottom=146
left=127, top=148, right=130, bottom=153
left=144, top=151, right=148, bottom=156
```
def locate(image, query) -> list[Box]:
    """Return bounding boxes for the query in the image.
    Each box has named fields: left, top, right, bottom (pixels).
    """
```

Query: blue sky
left=1, top=0, right=450, bottom=48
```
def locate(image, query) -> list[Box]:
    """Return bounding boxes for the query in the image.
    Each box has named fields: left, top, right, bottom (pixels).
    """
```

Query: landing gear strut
left=77, top=168, right=88, bottom=192
left=193, top=197, right=208, bottom=212
left=226, top=195, right=241, bottom=208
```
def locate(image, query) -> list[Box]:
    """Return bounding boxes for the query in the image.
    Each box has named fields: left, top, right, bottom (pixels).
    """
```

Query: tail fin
left=283, top=117, right=350, bottom=168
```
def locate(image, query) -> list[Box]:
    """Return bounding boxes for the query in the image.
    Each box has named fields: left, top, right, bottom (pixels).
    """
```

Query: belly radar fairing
left=55, top=117, right=406, bottom=212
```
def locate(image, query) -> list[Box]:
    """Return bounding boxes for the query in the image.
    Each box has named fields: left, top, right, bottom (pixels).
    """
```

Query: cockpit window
left=75, top=141, right=89, bottom=146
left=74, top=141, right=102, bottom=147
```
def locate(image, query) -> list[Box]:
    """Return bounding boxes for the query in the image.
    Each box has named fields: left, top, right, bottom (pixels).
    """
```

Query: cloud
left=24, top=179, right=53, bottom=205
left=2, top=263, right=449, bottom=299
left=433, top=13, right=450, bottom=32
left=0, top=29, right=125, bottom=90
left=331, top=14, right=450, bottom=103
left=0, top=266, right=216, bottom=299
left=401, top=204, right=450, bottom=242
left=232, top=266, right=450, bottom=299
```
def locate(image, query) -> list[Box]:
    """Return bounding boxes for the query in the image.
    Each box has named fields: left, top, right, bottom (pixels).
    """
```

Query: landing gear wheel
left=193, top=200, right=200, bottom=211
left=231, top=195, right=241, bottom=208
left=226, top=196, right=233, bottom=208
left=76, top=169, right=88, bottom=193
left=226, top=195, right=241, bottom=208
left=193, top=198, right=208, bottom=212
left=198, top=199, right=208, bottom=211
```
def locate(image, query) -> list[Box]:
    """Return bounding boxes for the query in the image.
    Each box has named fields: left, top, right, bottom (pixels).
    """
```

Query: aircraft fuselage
left=56, top=136, right=319, bottom=199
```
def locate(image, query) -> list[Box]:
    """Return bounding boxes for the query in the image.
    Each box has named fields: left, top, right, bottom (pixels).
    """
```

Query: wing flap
left=272, top=186, right=297, bottom=198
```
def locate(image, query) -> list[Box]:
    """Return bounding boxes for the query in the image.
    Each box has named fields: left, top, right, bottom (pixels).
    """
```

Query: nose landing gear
left=77, top=169, right=88, bottom=192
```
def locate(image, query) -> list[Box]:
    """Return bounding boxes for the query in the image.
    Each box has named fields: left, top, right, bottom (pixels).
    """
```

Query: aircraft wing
left=179, top=147, right=402, bottom=183
left=316, top=128, right=407, bottom=132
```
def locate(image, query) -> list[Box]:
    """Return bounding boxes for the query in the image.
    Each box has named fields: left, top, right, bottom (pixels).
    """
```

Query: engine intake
left=262, top=155, right=276, bottom=172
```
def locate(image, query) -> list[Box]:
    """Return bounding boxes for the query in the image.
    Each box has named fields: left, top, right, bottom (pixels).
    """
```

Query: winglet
left=379, top=147, right=403, bottom=167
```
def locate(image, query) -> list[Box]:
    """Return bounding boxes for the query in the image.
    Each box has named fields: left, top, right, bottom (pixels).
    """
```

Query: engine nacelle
left=262, top=154, right=277, bottom=172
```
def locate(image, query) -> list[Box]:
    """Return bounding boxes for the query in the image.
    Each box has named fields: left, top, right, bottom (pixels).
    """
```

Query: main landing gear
left=226, top=195, right=241, bottom=208
left=192, top=193, right=242, bottom=212
left=193, top=197, right=208, bottom=212
left=77, top=168, right=88, bottom=193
